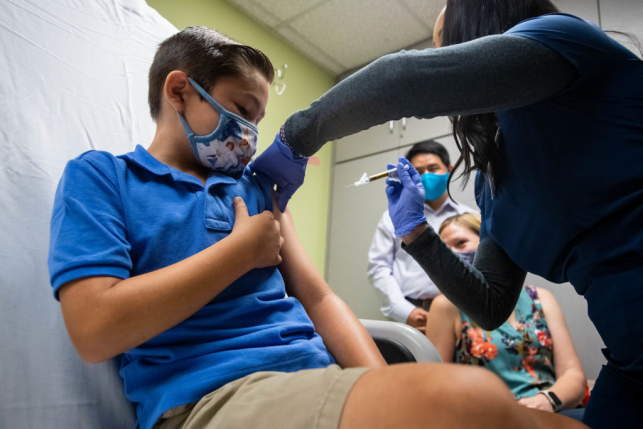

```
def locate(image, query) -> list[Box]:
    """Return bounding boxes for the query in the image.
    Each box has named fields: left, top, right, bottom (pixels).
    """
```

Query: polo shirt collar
left=122, top=145, right=238, bottom=187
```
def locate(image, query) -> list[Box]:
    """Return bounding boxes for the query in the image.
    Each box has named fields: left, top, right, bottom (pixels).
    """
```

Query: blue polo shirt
left=476, top=14, right=643, bottom=294
left=48, top=145, right=335, bottom=429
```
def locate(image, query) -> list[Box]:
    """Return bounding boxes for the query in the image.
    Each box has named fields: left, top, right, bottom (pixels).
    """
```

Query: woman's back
left=476, top=14, right=643, bottom=293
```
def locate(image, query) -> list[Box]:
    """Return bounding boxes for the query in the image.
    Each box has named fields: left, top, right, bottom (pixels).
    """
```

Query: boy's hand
left=232, top=197, right=284, bottom=268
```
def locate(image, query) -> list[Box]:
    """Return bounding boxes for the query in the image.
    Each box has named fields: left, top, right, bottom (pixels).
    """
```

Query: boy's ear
left=163, top=71, right=192, bottom=113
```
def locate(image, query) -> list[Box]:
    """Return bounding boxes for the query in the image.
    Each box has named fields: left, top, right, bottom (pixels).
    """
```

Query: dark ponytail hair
left=442, top=0, right=559, bottom=190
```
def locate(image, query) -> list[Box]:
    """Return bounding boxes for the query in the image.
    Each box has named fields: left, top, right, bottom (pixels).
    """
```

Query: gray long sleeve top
left=284, top=35, right=578, bottom=330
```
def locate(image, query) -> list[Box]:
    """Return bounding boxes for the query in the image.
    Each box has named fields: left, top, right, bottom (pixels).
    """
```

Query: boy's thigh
left=158, top=364, right=368, bottom=429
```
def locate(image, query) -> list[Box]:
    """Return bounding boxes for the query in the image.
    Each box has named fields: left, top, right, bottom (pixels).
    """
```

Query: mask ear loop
left=187, top=77, right=259, bottom=133
left=177, top=111, right=203, bottom=163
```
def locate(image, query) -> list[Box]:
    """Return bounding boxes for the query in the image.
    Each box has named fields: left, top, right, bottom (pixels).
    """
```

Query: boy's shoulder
left=71, top=149, right=125, bottom=172
left=240, top=169, right=274, bottom=212
left=63, top=149, right=125, bottom=183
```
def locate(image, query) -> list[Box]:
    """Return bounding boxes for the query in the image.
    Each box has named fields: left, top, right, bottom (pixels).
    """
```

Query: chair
left=361, top=319, right=443, bottom=364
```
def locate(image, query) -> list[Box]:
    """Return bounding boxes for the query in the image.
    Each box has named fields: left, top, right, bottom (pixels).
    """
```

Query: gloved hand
left=250, top=130, right=308, bottom=212
left=385, top=157, right=427, bottom=236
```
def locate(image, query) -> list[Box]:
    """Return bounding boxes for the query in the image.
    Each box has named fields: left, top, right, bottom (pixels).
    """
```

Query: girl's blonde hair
left=438, top=212, right=481, bottom=236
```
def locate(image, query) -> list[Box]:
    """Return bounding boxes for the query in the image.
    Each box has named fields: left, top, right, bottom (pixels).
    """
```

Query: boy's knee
left=452, top=366, right=518, bottom=415
left=416, top=365, right=514, bottom=411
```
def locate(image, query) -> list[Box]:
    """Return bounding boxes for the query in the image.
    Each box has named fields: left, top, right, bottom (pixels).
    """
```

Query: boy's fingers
left=234, top=197, right=249, bottom=219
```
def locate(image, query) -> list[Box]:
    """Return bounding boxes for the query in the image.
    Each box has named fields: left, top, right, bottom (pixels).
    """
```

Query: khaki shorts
left=154, top=365, right=368, bottom=429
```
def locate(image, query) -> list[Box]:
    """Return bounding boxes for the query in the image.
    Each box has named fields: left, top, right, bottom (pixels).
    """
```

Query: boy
left=48, top=26, right=580, bottom=429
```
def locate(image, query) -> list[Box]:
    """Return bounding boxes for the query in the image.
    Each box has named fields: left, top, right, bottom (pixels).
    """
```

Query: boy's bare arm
left=274, top=204, right=387, bottom=369
left=59, top=197, right=282, bottom=364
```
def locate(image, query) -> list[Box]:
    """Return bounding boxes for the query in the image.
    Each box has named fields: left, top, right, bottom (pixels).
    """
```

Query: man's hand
left=231, top=197, right=284, bottom=268
left=517, top=394, right=555, bottom=412
left=406, top=307, right=429, bottom=333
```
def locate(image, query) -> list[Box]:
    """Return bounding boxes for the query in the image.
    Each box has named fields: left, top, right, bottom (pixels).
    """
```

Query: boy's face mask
left=177, top=77, right=258, bottom=175
left=420, top=172, right=449, bottom=201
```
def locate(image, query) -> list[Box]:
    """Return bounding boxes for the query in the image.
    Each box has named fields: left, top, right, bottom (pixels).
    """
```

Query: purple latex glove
left=385, top=157, right=427, bottom=236
left=249, top=131, right=308, bottom=212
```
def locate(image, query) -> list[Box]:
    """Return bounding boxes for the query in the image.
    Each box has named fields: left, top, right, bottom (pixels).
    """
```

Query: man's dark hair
left=148, top=26, right=274, bottom=120
left=405, top=140, right=451, bottom=168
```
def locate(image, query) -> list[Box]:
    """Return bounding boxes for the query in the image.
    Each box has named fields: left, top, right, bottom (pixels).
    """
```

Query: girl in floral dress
left=425, top=213, right=587, bottom=420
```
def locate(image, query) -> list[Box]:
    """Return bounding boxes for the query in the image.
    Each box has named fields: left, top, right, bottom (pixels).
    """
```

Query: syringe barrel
left=368, top=165, right=408, bottom=182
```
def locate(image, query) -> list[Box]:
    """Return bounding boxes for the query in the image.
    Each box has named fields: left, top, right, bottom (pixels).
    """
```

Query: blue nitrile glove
left=249, top=130, right=308, bottom=212
left=385, top=157, right=427, bottom=236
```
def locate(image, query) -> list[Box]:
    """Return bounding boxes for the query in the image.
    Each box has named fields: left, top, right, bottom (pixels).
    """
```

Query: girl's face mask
left=177, top=77, right=258, bottom=175
left=455, top=250, right=476, bottom=265
left=420, top=172, right=449, bottom=201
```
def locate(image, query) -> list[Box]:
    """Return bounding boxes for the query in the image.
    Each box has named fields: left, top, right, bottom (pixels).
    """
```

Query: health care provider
left=250, top=1, right=643, bottom=427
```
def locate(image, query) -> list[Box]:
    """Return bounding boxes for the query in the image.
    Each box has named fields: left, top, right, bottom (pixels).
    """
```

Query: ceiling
left=225, top=0, right=445, bottom=78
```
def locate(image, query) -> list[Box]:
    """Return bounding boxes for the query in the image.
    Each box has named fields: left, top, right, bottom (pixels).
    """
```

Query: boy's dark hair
left=148, top=26, right=274, bottom=120
left=405, top=140, right=451, bottom=168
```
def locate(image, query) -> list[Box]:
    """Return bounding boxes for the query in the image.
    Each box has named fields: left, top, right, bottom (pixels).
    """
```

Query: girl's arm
left=424, top=294, right=461, bottom=363
left=274, top=204, right=387, bottom=369
left=518, top=288, right=586, bottom=411
left=285, top=35, right=576, bottom=156
left=59, top=197, right=282, bottom=364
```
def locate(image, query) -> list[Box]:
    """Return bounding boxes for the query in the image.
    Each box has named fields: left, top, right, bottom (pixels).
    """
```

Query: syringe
left=345, top=164, right=409, bottom=188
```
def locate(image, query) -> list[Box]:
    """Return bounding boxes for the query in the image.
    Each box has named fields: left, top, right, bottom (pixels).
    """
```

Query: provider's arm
left=285, top=35, right=576, bottom=156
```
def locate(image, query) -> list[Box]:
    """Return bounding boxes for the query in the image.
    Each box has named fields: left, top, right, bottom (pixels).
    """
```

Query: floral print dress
left=455, top=285, right=556, bottom=399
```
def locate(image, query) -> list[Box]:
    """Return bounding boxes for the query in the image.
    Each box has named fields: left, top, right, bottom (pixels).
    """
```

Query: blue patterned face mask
left=177, top=77, right=258, bottom=174
left=455, top=250, right=476, bottom=265
left=420, top=172, right=449, bottom=200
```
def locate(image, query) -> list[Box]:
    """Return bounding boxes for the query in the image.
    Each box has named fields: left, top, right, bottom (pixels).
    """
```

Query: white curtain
left=0, top=1, right=176, bottom=427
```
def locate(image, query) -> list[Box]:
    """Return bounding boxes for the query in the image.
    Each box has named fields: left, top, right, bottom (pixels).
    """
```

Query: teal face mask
left=420, top=172, right=449, bottom=200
